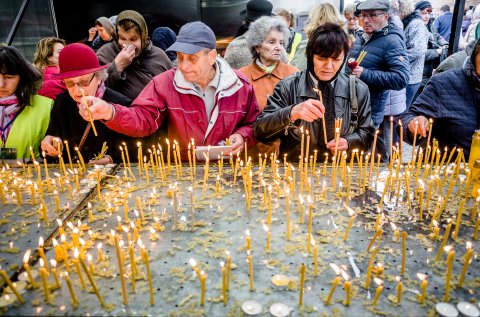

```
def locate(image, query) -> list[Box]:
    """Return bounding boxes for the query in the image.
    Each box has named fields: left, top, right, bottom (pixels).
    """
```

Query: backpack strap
left=348, top=75, right=359, bottom=133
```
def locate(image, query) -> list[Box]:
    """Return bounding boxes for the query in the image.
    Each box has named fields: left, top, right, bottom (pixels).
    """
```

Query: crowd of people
left=1, top=0, right=479, bottom=165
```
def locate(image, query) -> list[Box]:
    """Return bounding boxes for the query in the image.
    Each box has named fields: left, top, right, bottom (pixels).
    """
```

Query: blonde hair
left=33, top=37, right=66, bottom=69
left=276, top=9, right=295, bottom=27
left=304, top=3, right=345, bottom=38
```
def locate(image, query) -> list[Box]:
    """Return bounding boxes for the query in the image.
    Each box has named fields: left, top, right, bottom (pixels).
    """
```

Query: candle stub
left=0, top=294, right=16, bottom=307
left=269, top=303, right=292, bottom=317
left=241, top=300, right=262, bottom=315
left=271, top=274, right=290, bottom=287
left=436, top=302, right=459, bottom=317
left=457, top=302, right=480, bottom=317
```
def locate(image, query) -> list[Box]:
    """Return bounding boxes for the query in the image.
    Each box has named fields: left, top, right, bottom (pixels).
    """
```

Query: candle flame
left=444, top=245, right=453, bottom=252
left=87, top=254, right=92, bottom=262
left=117, top=216, right=122, bottom=222
left=226, top=251, right=230, bottom=257
left=390, top=223, right=398, bottom=231
left=52, top=238, right=59, bottom=247
left=119, top=240, right=124, bottom=248
left=466, top=241, right=473, bottom=249
left=341, top=270, right=349, bottom=280
left=345, top=205, right=355, bottom=216
left=97, top=242, right=103, bottom=250
left=374, top=278, right=383, bottom=286
left=310, top=235, right=316, bottom=246
left=220, top=262, right=224, bottom=268
left=262, top=222, right=269, bottom=232
left=189, top=258, right=197, bottom=267
left=245, top=230, right=251, bottom=237
left=395, top=276, right=401, bottom=282
left=417, top=273, right=427, bottom=280
left=149, top=227, right=156, bottom=234
left=39, top=258, right=45, bottom=268
left=50, top=259, right=57, bottom=268
left=330, top=263, right=341, bottom=275
left=23, top=249, right=31, bottom=263
left=38, top=237, right=44, bottom=247
left=433, top=220, right=438, bottom=228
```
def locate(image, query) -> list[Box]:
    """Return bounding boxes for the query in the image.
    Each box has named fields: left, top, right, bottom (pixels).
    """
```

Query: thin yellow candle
left=226, top=251, right=232, bottom=291
left=113, top=231, right=128, bottom=305
left=247, top=251, right=254, bottom=291
left=50, top=259, right=61, bottom=289
left=285, top=188, right=291, bottom=240
left=401, top=231, right=407, bottom=275
left=64, top=272, right=79, bottom=308
left=312, top=238, right=318, bottom=276
left=325, top=263, right=341, bottom=305
left=97, top=243, right=104, bottom=263
left=38, top=237, right=49, bottom=272
left=342, top=270, right=351, bottom=306
left=396, top=276, right=403, bottom=304
left=200, top=271, right=207, bottom=306
left=444, top=246, right=455, bottom=302
left=418, top=180, right=425, bottom=221
left=343, top=205, right=355, bottom=241
left=458, top=242, right=474, bottom=288
left=245, top=230, right=251, bottom=251
left=166, top=138, right=171, bottom=174
left=369, top=130, right=379, bottom=180
left=372, top=278, right=384, bottom=306
left=416, top=273, right=428, bottom=305
left=299, top=263, right=306, bottom=306
left=471, top=197, right=479, bottom=221
left=221, top=262, right=227, bottom=305
left=307, top=197, right=313, bottom=253
left=75, top=147, right=86, bottom=173
left=367, top=229, right=383, bottom=252
left=399, top=120, right=403, bottom=163
left=365, top=247, right=380, bottom=289
left=22, top=249, right=38, bottom=288
left=139, top=240, right=154, bottom=305
left=411, top=120, right=419, bottom=162
left=38, top=259, right=50, bottom=302
left=263, top=223, right=270, bottom=253
left=64, top=140, right=73, bottom=171
left=72, top=249, right=86, bottom=290
left=474, top=216, right=480, bottom=240
left=80, top=88, right=97, bottom=136
left=76, top=251, right=105, bottom=308
left=452, top=198, right=466, bottom=240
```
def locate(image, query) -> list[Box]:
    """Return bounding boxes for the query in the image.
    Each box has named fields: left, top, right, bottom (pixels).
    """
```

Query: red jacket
left=37, top=66, right=67, bottom=100
left=105, top=58, right=260, bottom=158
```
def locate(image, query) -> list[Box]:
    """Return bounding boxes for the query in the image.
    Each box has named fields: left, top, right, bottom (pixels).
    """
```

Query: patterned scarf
left=255, top=58, right=278, bottom=74
left=463, top=55, right=480, bottom=92
left=0, top=95, right=21, bottom=144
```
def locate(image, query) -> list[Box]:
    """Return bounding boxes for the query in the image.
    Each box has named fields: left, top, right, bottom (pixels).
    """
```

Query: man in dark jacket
left=348, top=0, right=409, bottom=160
left=254, top=23, right=373, bottom=161
left=398, top=39, right=480, bottom=160
left=433, top=5, right=453, bottom=42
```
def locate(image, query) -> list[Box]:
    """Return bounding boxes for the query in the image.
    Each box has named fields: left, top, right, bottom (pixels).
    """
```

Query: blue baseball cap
left=166, top=21, right=216, bottom=54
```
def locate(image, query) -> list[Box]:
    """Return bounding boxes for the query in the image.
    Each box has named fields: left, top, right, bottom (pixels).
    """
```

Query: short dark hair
left=306, top=23, right=350, bottom=61
left=0, top=45, right=42, bottom=108
left=440, top=5, right=450, bottom=12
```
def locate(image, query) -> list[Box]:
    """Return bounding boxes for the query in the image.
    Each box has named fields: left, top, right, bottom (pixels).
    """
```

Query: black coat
left=45, top=88, right=145, bottom=163
left=253, top=70, right=374, bottom=161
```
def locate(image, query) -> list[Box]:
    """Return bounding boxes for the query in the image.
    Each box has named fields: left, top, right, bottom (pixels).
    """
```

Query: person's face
left=47, top=42, right=64, bottom=66
left=117, top=27, right=142, bottom=56
left=256, top=30, right=284, bottom=66
left=97, top=26, right=112, bottom=41
left=360, top=10, right=389, bottom=34
left=345, top=13, right=359, bottom=31
left=420, top=9, right=432, bottom=25
left=64, top=73, right=99, bottom=103
left=177, top=49, right=217, bottom=84
left=0, top=74, right=20, bottom=98
left=313, top=51, right=344, bottom=81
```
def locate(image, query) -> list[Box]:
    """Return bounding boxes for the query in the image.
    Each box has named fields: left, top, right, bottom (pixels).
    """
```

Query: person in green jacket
left=0, top=45, right=52, bottom=162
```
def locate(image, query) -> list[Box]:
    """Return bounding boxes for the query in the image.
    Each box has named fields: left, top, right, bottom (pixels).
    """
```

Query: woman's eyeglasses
left=64, top=74, right=96, bottom=88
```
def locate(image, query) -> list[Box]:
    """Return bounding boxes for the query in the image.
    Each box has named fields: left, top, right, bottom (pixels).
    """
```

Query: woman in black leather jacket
left=253, top=23, right=374, bottom=161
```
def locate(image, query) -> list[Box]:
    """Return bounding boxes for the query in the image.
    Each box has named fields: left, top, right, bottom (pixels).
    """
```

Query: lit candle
left=325, top=263, right=341, bottom=305
left=139, top=240, right=154, bottom=305
left=417, top=273, right=428, bottom=305
left=22, top=249, right=38, bottom=288
left=399, top=120, right=403, bottom=163
left=263, top=223, right=270, bottom=253
left=372, top=278, right=383, bottom=306
left=341, top=270, right=351, bottom=306
left=401, top=231, right=407, bottom=275
left=418, top=180, right=425, bottom=221
left=369, top=130, right=379, bottom=181
left=312, top=237, right=318, bottom=276
left=431, top=220, right=440, bottom=240
left=113, top=231, right=128, bottom=305
left=458, top=242, right=474, bottom=288
left=39, top=259, right=50, bottom=302
left=365, top=247, right=380, bottom=289
left=38, top=237, right=49, bottom=272
left=221, top=262, right=227, bottom=305
left=97, top=243, right=104, bottom=263
left=50, top=259, right=61, bottom=289
left=452, top=198, right=466, bottom=240
left=396, top=276, right=403, bottom=304
left=72, top=249, right=86, bottom=290
left=64, top=272, right=79, bottom=308
left=444, top=245, right=455, bottom=302
left=74, top=147, right=86, bottom=173
left=367, top=229, right=383, bottom=252
left=247, top=251, right=254, bottom=291
left=471, top=197, right=479, bottom=221
left=245, top=230, right=251, bottom=251
left=474, top=216, right=480, bottom=240
left=343, top=205, right=355, bottom=241
left=436, top=220, right=453, bottom=261
left=226, top=251, right=232, bottom=291
left=200, top=271, right=207, bottom=306
left=299, top=263, right=306, bottom=306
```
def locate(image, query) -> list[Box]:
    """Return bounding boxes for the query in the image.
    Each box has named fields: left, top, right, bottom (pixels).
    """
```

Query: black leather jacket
left=253, top=70, right=374, bottom=161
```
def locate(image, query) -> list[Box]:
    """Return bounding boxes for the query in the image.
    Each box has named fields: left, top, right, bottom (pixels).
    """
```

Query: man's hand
left=88, top=155, right=113, bottom=166
left=407, top=116, right=429, bottom=138
left=290, top=99, right=325, bottom=122
left=41, top=135, right=61, bottom=156
left=351, top=65, right=364, bottom=78
left=114, top=44, right=135, bottom=73
left=326, top=137, right=348, bottom=154
left=78, top=96, right=114, bottom=121
left=229, top=133, right=245, bottom=156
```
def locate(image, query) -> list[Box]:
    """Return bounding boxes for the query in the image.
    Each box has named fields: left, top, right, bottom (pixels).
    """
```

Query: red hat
left=54, top=43, right=107, bottom=80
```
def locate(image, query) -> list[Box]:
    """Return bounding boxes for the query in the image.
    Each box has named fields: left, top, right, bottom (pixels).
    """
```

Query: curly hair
left=245, top=16, right=290, bottom=60
left=0, top=45, right=42, bottom=108
left=33, top=37, right=66, bottom=69
left=304, top=3, right=345, bottom=38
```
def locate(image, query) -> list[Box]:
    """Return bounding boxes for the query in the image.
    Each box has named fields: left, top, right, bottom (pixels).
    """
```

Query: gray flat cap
left=357, top=0, right=390, bottom=11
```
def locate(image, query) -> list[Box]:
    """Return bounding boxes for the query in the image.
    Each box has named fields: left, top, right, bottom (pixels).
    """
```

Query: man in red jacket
left=79, top=21, right=260, bottom=158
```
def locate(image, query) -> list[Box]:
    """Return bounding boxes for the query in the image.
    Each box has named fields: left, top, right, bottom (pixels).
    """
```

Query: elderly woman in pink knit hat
left=41, top=43, right=141, bottom=165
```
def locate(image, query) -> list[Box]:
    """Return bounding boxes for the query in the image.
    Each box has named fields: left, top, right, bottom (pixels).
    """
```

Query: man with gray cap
left=348, top=0, right=409, bottom=161
left=80, top=21, right=260, bottom=159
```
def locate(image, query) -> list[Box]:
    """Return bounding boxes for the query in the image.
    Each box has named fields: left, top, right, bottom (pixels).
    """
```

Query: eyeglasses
left=360, top=12, right=386, bottom=20
left=64, top=74, right=96, bottom=89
